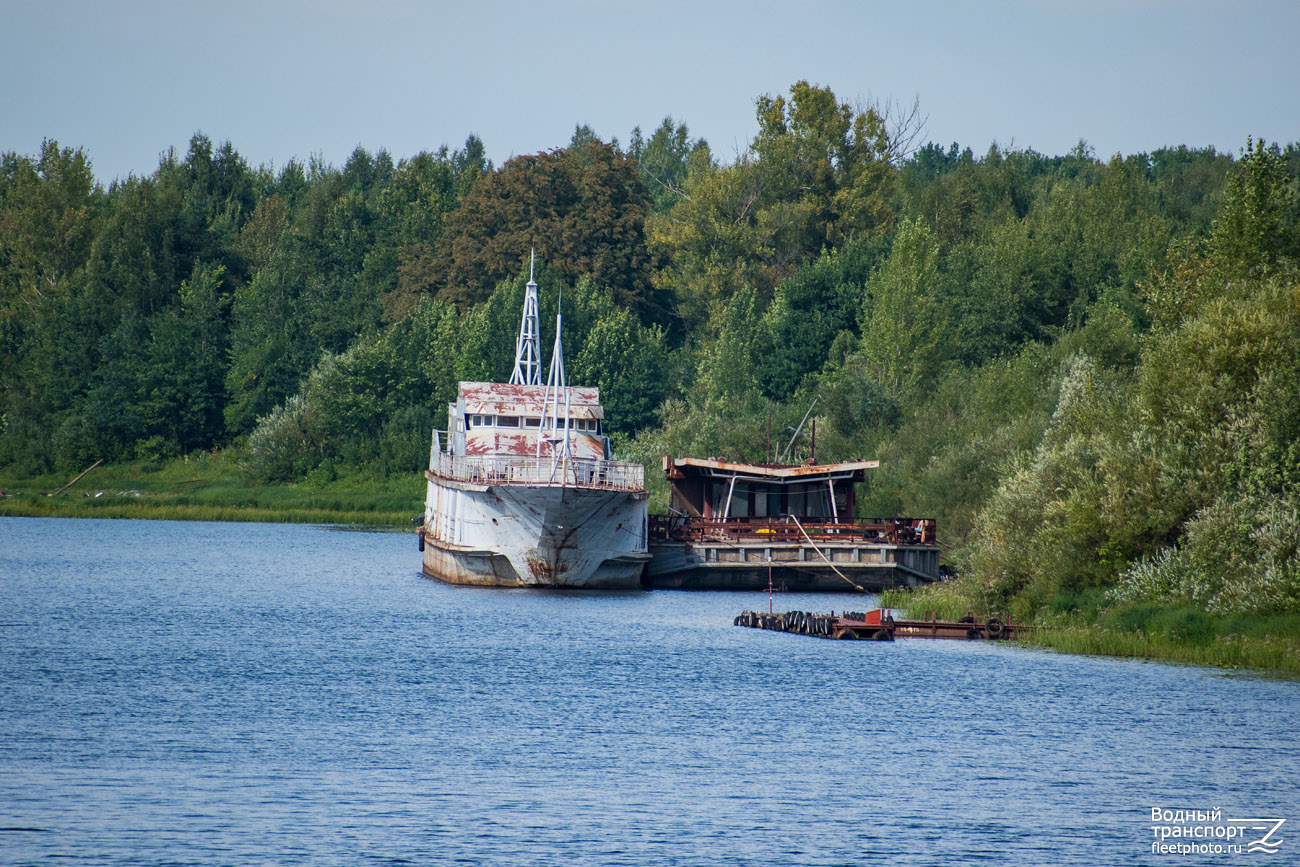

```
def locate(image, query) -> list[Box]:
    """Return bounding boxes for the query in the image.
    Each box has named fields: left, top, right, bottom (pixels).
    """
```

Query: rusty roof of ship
left=459, top=382, right=603, bottom=420
left=666, top=456, right=879, bottom=480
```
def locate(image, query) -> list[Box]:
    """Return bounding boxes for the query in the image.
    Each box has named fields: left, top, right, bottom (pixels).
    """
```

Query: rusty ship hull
left=421, top=465, right=649, bottom=589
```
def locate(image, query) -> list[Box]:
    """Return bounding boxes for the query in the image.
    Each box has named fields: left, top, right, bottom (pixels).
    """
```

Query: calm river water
left=1, top=517, right=1296, bottom=866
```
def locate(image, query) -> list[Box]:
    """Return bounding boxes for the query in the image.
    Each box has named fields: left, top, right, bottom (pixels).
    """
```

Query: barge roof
left=665, top=456, right=879, bottom=480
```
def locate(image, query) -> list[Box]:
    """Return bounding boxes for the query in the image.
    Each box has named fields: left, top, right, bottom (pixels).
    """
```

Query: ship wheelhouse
left=453, top=382, right=607, bottom=460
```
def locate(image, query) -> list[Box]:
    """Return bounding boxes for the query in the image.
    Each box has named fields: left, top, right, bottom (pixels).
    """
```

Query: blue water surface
left=1, top=517, right=1296, bottom=866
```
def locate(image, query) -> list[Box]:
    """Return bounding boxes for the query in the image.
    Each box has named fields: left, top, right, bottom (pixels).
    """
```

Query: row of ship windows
left=468, top=414, right=599, bottom=432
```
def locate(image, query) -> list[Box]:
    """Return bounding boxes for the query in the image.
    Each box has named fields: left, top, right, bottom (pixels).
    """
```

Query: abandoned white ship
left=418, top=258, right=650, bottom=588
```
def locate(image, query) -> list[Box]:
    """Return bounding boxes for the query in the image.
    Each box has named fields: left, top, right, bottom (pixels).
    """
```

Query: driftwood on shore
left=49, top=459, right=103, bottom=496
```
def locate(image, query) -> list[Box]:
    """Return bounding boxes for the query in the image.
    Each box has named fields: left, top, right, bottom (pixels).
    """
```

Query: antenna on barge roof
left=510, top=249, right=541, bottom=386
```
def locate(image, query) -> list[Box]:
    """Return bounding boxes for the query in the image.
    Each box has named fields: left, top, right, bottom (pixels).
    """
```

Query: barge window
left=523, top=417, right=541, bottom=428
left=729, top=482, right=750, bottom=518
left=497, top=416, right=520, bottom=428
left=786, top=483, right=830, bottom=518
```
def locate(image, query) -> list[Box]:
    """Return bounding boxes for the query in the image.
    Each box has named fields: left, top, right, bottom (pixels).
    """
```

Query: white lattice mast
left=510, top=250, right=541, bottom=386
left=539, top=289, right=572, bottom=464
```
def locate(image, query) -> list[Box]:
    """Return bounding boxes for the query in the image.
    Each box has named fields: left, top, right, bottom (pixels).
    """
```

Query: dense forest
left=4, top=81, right=1299, bottom=619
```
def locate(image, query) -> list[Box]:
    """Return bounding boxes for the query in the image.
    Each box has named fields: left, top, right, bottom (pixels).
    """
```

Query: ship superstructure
left=419, top=256, right=650, bottom=588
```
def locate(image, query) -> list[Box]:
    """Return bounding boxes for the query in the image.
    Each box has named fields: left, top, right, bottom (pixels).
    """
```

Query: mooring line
left=786, top=514, right=870, bottom=594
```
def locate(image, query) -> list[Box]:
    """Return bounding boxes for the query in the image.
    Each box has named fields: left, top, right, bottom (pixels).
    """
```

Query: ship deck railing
left=650, top=515, right=936, bottom=546
left=429, top=451, right=645, bottom=492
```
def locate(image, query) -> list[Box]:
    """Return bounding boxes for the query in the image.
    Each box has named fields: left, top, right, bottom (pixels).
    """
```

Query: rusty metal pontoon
left=735, top=609, right=1033, bottom=641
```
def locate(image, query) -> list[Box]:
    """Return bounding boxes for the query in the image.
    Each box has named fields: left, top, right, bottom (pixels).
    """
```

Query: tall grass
left=0, top=454, right=420, bottom=527
left=882, top=581, right=1300, bottom=676
left=1028, top=622, right=1300, bottom=675
left=880, top=575, right=999, bottom=621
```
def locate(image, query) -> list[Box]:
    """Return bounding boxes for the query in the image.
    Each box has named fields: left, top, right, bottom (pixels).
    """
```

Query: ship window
left=497, top=416, right=520, bottom=428
left=523, top=416, right=541, bottom=428
left=469, top=414, right=483, bottom=428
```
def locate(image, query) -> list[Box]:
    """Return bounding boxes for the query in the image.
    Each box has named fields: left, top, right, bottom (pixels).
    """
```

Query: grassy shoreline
left=881, top=583, right=1300, bottom=676
left=0, top=456, right=419, bottom=528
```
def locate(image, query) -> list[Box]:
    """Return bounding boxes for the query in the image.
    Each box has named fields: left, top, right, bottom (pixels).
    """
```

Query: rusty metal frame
left=650, top=515, right=936, bottom=546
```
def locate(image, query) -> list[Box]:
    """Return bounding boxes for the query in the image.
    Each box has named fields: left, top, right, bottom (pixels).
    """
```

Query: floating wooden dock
left=734, top=608, right=1030, bottom=641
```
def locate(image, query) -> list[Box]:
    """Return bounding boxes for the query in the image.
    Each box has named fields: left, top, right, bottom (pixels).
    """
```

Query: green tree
left=858, top=218, right=946, bottom=399
left=0, top=141, right=103, bottom=469
left=137, top=264, right=230, bottom=450
left=224, top=247, right=320, bottom=434
left=753, top=238, right=885, bottom=398
left=629, top=117, right=708, bottom=213
left=1209, top=137, right=1300, bottom=281
left=645, top=152, right=768, bottom=328
left=0, top=141, right=100, bottom=320
left=571, top=296, right=670, bottom=435
left=435, top=141, right=657, bottom=318
left=648, top=81, right=896, bottom=331
left=752, top=80, right=894, bottom=251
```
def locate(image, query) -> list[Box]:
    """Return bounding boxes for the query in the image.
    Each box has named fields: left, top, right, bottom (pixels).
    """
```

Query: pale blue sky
left=3, top=0, right=1296, bottom=183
